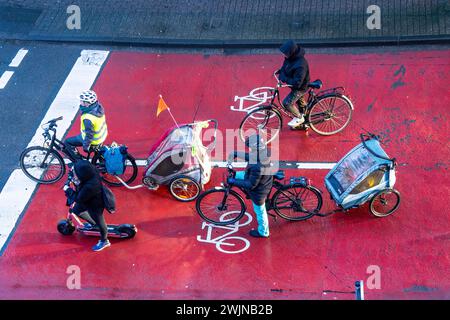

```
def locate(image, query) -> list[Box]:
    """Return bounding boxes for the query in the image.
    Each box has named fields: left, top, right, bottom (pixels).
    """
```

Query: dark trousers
left=283, top=89, right=307, bottom=118
left=64, top=134, right=84, bottom=161
left=73, top=204, right=108, bottom=241
left=89, top=211, right=108, bottom=242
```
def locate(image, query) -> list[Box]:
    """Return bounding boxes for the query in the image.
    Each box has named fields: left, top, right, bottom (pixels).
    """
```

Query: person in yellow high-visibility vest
left=64, top=90, right=108, bottom=161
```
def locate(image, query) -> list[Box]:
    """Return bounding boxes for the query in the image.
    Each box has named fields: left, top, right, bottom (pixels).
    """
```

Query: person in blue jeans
left=227, top=134, right=273, bottom=238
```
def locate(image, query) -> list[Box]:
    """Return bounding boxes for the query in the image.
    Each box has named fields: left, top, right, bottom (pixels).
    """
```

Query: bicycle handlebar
left=42, top=116, right=63, bottom=131
left=273, top=70, right=292, bottom=88
left=45, top=116, right=63, bottom=125
left=360, top=133, right=396, bottom=164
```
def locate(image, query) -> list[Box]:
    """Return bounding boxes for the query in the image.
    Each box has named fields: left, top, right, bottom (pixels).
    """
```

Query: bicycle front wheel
left=239, top=106, right=282, bottom=144
left=91, top=153, right=138, bottom=187
left=20, top=146, right=66, bottom=184
left=308, top=94, right=353, bottom=135
left=272, top=184, right=323, bottom=221
left=195, top=188, right=246, bottom=226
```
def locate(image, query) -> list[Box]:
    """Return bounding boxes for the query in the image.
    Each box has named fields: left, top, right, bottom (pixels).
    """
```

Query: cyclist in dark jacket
left=64, top=160, right=111, bottom=251
left=277, top=40, right=310, bottom=129
left=227, top=135, right=273, bottom=238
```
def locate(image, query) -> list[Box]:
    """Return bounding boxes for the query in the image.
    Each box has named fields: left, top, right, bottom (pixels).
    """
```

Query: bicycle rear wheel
left=307, top=94, right=353, bottom=135
left=20, top=146, right=66, bottom=184
left=91, top=153, right=138, bottom=187
left=272, top=184, right=322, bottom=221
left=239, top=106, right=282, bottom=144
left=196, top=188, right=246, bottom=226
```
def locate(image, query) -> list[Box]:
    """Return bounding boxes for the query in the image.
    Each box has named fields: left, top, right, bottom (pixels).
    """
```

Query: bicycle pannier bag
left=102, top=143, right=127, bottom=175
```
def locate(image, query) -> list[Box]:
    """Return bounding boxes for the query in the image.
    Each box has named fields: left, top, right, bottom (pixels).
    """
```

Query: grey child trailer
left=115, top=119, right=218, bottom=202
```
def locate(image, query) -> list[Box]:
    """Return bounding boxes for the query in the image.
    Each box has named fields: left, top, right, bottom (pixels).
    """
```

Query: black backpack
left=102, top=185, right=116, bottom=214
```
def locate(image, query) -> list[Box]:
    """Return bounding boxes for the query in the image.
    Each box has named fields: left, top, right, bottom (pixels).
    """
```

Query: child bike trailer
left=324, top=134, right=400, bottom=217
left=116, top=120, right=218, bottom=202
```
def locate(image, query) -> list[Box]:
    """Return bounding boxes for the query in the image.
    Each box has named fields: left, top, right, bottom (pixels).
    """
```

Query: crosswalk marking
left=0, top=71, right=14, bottom=89
left=9, top=49, right=29, bottom=67
left=0, top=50, right=110, bottom=256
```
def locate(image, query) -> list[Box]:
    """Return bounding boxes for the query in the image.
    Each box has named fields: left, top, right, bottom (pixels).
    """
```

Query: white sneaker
left=288, top=116, right=305, bottom=127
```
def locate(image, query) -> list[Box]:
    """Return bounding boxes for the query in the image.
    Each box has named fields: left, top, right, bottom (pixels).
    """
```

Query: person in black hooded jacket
left=227, top=135, right=273, bottom=238
left=277, top=40, right=310, bottom=129
left=64, top=160, right=111, bottom=252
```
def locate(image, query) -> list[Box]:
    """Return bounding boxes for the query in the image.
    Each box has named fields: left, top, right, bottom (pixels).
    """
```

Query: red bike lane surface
left=0, top=49, right=448, bottom=299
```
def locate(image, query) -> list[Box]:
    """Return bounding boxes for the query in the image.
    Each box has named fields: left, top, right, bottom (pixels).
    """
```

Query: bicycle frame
left=41, top=123, right=96, bottom=165
left=223, top=166, right=312, bottom=220
left=267, top=72, right=350, bottom=122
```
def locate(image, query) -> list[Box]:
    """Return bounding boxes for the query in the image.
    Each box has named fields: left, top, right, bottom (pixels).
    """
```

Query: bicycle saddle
left=89, top=144, right=103, bottom=152
left=308, top=79, right=323, bottom=89
left=274, top=170, right=285, bottom=180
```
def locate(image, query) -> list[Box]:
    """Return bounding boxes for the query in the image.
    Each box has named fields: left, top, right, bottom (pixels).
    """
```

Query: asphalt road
left=0, top=42, right=80, bottom=191
left=0, top=40, right=448, bottom=300
left=1, top=41, right=448, bottom=192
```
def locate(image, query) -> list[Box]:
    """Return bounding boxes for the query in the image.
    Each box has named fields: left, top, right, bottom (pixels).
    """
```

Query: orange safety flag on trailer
left=157, top=95, right=169, bottom=117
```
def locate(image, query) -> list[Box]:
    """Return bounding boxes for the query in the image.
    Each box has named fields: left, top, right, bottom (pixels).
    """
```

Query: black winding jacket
left=66, top=160, right=105, bottom=216
left=229, top=151, right=273, bottom=206
left=278, top=40, right=310, bottom=91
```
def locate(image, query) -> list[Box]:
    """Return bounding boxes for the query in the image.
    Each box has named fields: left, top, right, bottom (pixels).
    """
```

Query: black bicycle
left=19, top=116, right=138, bottom=187
left=239, top=71, right=354, bottom=144
left=195, top=164, right=323, bottom=226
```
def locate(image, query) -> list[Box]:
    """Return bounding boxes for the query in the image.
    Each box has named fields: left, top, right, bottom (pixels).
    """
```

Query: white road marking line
left=70, top=159, right=336, bottom=170
left=0, top=170, right=37, bottom=243
left=135, top=159, right=147, bottom=167
left=140, top=160, right=335, bottom=169
left=9, top=49, right=28, bottom=67
left=211, top=161, right=336, bottom=169
left=210, top=161, right=248, bottom=168
left=295, top=162, right=336, bottom=169
left=0, top=50, right=109, bottom=255
left=0, top=71, right=14, bottom=89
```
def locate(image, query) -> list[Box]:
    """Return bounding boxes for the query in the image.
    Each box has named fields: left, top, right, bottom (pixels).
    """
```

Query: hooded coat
left=230, top=149, right=274, bottom=206
left=71, top=160, right=105, bottom=216
left=278, top=40, right=310, bottom=91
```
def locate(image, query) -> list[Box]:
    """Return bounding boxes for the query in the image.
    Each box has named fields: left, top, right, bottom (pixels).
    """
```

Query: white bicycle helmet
left=79, top=90, right=98, bottom=105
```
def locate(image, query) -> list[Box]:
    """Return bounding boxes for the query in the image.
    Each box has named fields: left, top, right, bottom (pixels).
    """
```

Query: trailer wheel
left=169, top=175, right=201, bottom=202
left=369, top=189, right=400, bottom=217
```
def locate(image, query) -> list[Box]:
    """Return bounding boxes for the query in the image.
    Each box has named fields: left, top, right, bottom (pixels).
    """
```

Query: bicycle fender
left=308, top=185, right=323, bottom=195
left=317, top=93, right=354, bottom=110
left=287, top=183, right=323, bottom=195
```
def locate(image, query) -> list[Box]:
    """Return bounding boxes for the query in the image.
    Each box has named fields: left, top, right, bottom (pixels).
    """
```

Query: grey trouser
left=283, top=90, right=307, bottom=118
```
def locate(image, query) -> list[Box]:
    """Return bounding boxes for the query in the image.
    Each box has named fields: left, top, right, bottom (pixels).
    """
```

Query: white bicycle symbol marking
left=230, top=87, right=276, bottom=120
left=196, top=211, right=253, bottom=254
left=80, top=50, right=108, bottom=66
